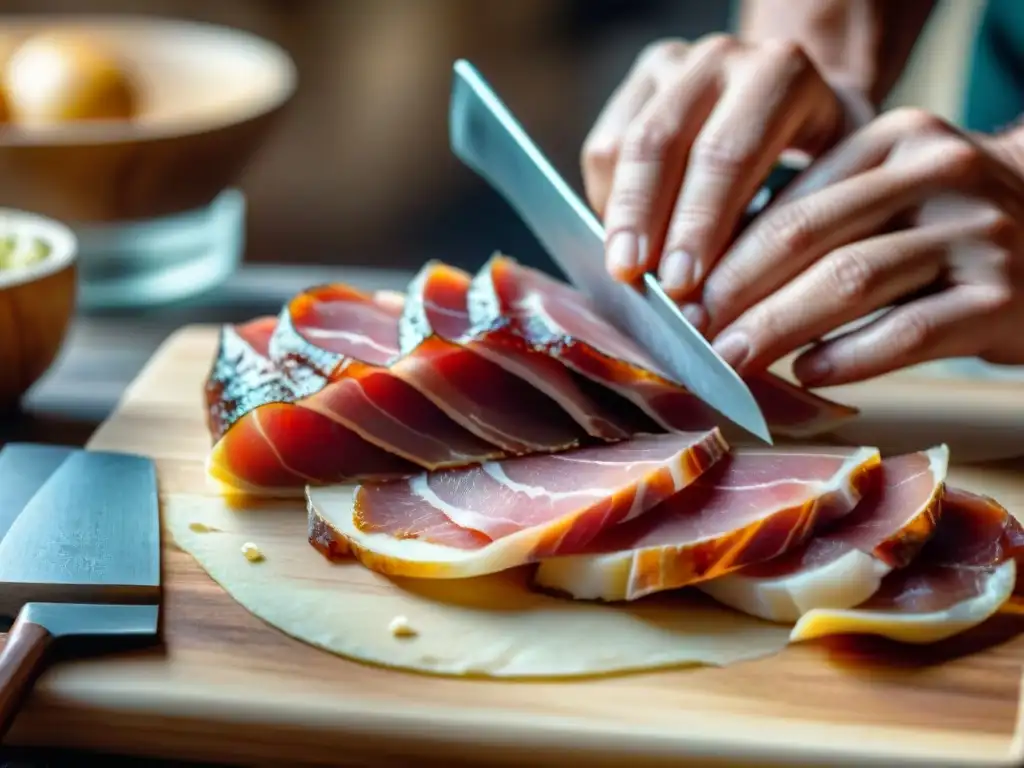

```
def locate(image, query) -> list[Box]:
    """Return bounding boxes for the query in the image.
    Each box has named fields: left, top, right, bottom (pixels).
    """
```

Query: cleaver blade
left=0, top=446, right=161, bottom=739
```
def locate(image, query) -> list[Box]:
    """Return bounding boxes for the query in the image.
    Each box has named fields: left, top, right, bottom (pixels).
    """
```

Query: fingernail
left=713, top=331, right=750, bottom=369
left=635, top=234, right=650, bottom=270
left=660, top=250, right=696, bottom=293
left=796, top=356, right=832, bottom=385
left=606, top=231, right=639, bottom=277
left=680, top=303, right=707, bottom=332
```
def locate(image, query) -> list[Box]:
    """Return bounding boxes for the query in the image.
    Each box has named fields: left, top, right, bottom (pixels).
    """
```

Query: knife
left=0, top=443, right=78, bottom=542
left=0, top=445, right=161, bottom=738
left=449, top=59, right=775, bottom=444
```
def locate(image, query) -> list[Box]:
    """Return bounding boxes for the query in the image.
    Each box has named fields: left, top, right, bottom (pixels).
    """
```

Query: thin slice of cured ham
left=790, top=487, right=1024, bottom=643
left=306, top=430, right=729, bottom=579
left=278, top=281, right=579, bottom=455
left=392, top=263, right=589, bottom=452
left=699, top=445, right=949, bottom=622
left=532, top=445, right=881, bottom=601
left=267, top=295, right=503, bottom=469
left=401, top=262, right=653, bottom=441
left=271, top=283, right=403, bottom=371
left=467, top=254, right=858, bottom=439
left=205, top=317, right=417, bottom=495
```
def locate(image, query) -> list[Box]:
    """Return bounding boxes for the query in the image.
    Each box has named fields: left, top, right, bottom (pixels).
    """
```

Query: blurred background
left=0, top=0, right=987, bottom=278
left=2, top=0, right=1012, bottom=433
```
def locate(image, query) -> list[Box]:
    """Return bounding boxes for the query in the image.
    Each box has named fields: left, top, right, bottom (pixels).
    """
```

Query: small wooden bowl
left=0, top=16, right=297, bottom=224
left=0, top=208, right=77, bottom=410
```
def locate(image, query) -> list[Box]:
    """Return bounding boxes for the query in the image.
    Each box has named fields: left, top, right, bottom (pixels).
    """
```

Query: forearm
left=738, top=0, right=937, bottom=106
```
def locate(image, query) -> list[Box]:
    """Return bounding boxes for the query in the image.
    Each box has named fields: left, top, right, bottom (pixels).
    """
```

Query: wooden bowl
left=0, top=16, right=297, bottom=224
left=0, top=208, right=77, bottom=410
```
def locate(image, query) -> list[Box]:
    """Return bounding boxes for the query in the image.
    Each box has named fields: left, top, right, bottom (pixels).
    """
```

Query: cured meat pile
left=205, top=254, right=1024, bottom=643
left=205, top=255, right=855, bottom=493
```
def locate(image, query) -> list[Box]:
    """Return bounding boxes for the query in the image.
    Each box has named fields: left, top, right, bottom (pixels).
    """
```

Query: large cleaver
left=0, top=444, right=161, bottom=738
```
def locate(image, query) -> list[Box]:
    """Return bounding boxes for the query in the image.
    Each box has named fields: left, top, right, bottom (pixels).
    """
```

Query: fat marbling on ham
left=532, top=445, right=881, bottom=601
left=307, top=430, right=729, bottom=578
left=699, top=446, right=949, bottom=622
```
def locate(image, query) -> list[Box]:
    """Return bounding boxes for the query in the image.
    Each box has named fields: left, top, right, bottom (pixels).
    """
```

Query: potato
left=3, top=30, right=138, bottom=125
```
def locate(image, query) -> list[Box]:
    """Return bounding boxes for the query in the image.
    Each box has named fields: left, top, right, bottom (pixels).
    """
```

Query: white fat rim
left=533, top=445, right=882, bottom=604
left=789, top=560, right=1017, bottom=644
left=697, top=445, right=950, bottom=622
left=307, top=484, right=533, bottom=577
left=699, top=549, right=893, bottom=623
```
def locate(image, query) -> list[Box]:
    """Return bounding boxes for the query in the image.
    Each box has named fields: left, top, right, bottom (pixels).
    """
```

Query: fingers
left=702, top=162, right=932, bottom=339
left=919, top=198, right=1024, bottom=290
left=657, top=41, right=843, bottom=299
left=709, top=224, right=956, bottom=374
left=792, top=284, right=1011, bottom=386
left=598, top=40, right=721, bottom=280
left=774, top=107, right=952, bottom=205
left=775, top=106, right=1024, bottom=214
left=580, top=48, right=664, bottom=219
left=887, top=131, right=1024, bottom=222
left=700, top=112, right=1023, bottom=342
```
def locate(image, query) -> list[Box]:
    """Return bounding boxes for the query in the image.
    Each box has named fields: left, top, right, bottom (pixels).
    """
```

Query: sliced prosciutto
left=279, top=280, right=579, bottom=455
left=467, top=254, right=858, bottom=439
left=401, top=262, right=653, bottom=441
left=306, top=430, right=729, bottom=579
left=205, top=318, right=416, bottom=495
left=533, top=445, right=881, bottom=601
left=395, top=263, right=587, bottom=452
left=790, top=487, right=1024, bottom=643
left=271, top=283, right=402, bottom=373
left=263, top=285, right=505, bottom=470
left=699, top=445, right=949, bottom=622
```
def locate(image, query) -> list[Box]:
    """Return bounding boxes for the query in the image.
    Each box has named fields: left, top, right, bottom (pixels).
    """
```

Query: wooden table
left=0, top=264, right=412, bottom=767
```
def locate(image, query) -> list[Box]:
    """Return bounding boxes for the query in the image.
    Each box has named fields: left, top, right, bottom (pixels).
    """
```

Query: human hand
left=581, top=35, right=865, bottom=301
left=698, top=108, right=1024, bottom=385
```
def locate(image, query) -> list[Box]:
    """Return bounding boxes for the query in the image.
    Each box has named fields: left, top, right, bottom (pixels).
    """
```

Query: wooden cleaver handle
left=0, top=610, right=53, bottom=740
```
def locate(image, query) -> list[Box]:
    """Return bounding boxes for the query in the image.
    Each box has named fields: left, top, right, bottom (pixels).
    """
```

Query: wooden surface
left=6, top=324, right=1024, bottom=767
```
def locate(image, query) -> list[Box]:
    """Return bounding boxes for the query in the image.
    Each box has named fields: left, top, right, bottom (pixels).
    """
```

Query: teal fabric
left=962, top=0, right=1024, bottom=132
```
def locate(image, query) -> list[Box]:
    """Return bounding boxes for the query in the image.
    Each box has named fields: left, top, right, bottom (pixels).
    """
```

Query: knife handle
left=738, top=160, right=805, bottom=230
left=0, top=608, right=53, bottom=740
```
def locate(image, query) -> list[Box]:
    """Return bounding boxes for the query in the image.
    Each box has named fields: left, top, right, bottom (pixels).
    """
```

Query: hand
left=699, top=108, right=1024, bottom=385
left=581, top=35, right=855, bottom=301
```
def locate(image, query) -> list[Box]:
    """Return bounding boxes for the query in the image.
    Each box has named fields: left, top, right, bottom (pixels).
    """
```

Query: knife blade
left=0, top=446, right=160, bottom=738
left=448, top=59, right=773, bottom=444
left=0, top=443, right=76, bottom=543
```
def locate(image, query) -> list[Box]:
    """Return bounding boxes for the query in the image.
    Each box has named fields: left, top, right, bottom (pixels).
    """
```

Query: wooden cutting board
left=9, top=325, right=1024, bottom=767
